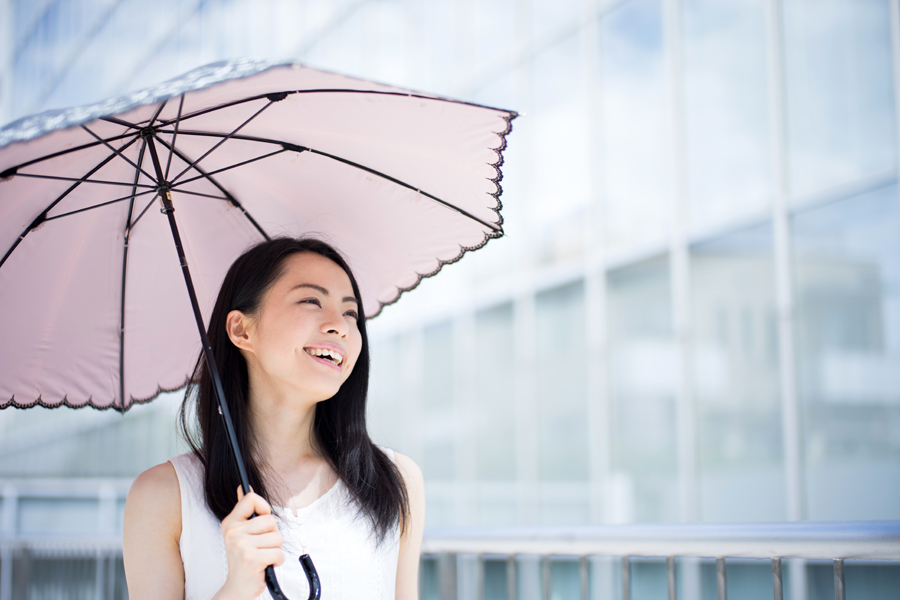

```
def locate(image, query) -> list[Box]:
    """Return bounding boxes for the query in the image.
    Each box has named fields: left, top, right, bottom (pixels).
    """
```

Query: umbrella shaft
left=144, top=134, right=251, bottom=495
left=143, top=133, right=315, bottom=600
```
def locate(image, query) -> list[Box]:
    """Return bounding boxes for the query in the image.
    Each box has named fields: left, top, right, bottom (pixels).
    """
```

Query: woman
left=123, top=238, right=425, bottom=599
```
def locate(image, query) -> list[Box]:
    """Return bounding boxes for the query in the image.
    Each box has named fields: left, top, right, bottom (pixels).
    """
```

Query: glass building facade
left=1, top=0, right=899, bottom=598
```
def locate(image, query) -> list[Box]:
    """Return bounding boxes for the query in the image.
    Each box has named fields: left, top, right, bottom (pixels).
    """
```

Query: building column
left=663, top=0, right=699, bottom=526
left=514, top=292, right=539, bottom=525
left=582, top=0, right=612, bottom=528
left=891, top=0, right=900, bottom=212
left=763, top=1, right=808, bottom=598
left=763, top=0, right=805, bottom=524
left=455, top=313, right=478, bottom=526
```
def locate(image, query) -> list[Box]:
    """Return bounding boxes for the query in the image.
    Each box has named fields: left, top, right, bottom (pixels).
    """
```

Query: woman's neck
left=244, top=378, right=339, bottom=509
left=247, top=388, right=319, bottom=470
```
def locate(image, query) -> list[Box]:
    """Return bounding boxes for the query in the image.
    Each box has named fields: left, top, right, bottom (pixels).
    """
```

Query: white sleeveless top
left=169, top=451, right=400, bottom=600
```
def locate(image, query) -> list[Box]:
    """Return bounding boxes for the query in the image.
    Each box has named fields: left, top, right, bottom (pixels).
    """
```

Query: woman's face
left=232, top=252, right=363, bottom=403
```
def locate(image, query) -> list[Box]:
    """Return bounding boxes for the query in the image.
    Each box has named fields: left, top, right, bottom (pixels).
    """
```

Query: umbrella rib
left=309, top=148, right=502, bottom=233
left=173, top=147, right=287, bottom=187
left=128, top=194, right=158, bottom=231
left=118, top=137, right=148, bottom=413
left=81, top=125, right=157, bottom=183
left=164, top=94, right=185, bottom=181
left=42, top=189, right=157, bottom=222
left=161, top=129, right=503, bottom=234
left=149, top=99, right=168, bottom=127
left=168, top=100, right=275, bottom=185
left=170, top=189, right=230, bottom=201
left=155, top=92, right=284, bottom=128
left=100, top=116, right=141, bottom=130
left=10, top=172, right=155, bottom=188
left=0, top=137, right=140, bottom=270
left=1, top=132, right=136, bottom=173
left=153, top=134, right=270, bottom=241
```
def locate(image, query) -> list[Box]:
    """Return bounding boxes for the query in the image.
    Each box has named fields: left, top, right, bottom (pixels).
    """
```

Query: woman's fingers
left=240, top=514, right=279, bottom=535
left=256, top=548, right=286, bottom=567
left=225, top=489, right=272, bottom=525
left=225, top=519, right=281, bottom=545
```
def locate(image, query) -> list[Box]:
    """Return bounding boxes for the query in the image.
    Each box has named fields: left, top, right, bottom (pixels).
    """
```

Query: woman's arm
left=123, top=462, right=185, bottom=600
left=395, top=452, right=426, bottom=600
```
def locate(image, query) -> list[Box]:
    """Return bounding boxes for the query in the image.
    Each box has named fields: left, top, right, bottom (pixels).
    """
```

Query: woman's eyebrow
left=291, top=283, right=358, bottom=304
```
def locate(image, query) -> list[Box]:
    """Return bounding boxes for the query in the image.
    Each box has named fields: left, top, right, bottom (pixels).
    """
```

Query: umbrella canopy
left=0, top=59, right=515, bottom=411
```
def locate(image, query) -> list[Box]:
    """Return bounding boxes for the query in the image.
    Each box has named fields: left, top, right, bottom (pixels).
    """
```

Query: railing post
left=667, top=557, right=676, bottom=600
left=772, top=558, right=783, bottom=600
left=507, top=555, right=516, bottom=600
left=476, top=554, right=484, bottom=600
left=0, top=484, right=17, bottom=600
left=833, top=559, right=845, bottom=600
left=621, top=556, right=630, bottom=600
left=542, top=555, right=550, bottom=600
left=94, top=549, right=105, bottom=600
left=580, top=556, right=589, bottom=600
left=716, top=557, right=727, bottom=600
left=438, top=552, right=457, bottom=600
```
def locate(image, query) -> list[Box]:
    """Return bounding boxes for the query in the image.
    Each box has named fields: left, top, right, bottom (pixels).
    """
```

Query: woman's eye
left=300, top=298, right=321, bottom=306
left=344, top=310, right=359, bottom=319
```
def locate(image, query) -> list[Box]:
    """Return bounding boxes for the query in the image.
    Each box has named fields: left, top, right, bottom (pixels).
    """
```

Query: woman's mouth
left=304, top=347, right=344, bottom=369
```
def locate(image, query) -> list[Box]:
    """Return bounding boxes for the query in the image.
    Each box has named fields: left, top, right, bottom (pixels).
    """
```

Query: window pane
left=600, top=0, right=671, bottom=253
left=532, top=0, right=582, bottom=43
left=475, top=303, right=516, bottom=481
left=368, top=336, right=406, bottom=453
left=466, top=0, right=517, bottom=83
left=793, top=183, right=900, bottom=519
left=536, top=281, right=588, bottom=482
left=422, top=322, right=456, bottom=480
left=19, top=498, right=98, bottom=535
left=0, top=396, right=184, bottom=478
left=683, top=0, right=770, bottom=230
left=607, top=257, right=678, bottom=522
left=691, top=223, right=786, bottom=521
left=532, top=34, right=591, bottom=264
left=783, top=0, right=897, bottom=196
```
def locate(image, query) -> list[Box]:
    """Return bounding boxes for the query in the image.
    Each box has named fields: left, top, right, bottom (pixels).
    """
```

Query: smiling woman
left=122, top=238, right=425, bottom=600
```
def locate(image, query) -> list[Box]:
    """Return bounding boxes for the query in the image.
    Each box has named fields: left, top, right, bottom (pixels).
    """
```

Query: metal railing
left=2, top=520, right=899, bottom=599
left=421, top=521, right=900, bottom=600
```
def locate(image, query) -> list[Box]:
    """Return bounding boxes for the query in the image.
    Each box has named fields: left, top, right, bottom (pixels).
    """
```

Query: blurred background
left=1, top=0, right=899, bottom=598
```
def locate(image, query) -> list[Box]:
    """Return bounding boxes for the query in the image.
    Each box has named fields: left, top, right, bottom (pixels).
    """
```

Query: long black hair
left=179, top=237, right=408, bottom=543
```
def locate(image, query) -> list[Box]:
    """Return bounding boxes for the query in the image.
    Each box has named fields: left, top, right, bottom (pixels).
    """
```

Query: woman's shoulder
left=126, top=460, right=182, bottom=531
left=123, top=460, right=184, bottom=590
left=389, top=451, right=423, bottom=493
left=123, top=461, right=186, bottom=598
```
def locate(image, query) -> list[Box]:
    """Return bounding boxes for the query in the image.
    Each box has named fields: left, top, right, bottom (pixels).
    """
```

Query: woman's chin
left=293, top=376, right=345, bottom=402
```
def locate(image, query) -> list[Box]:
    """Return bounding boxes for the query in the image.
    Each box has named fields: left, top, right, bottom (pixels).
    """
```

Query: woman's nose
left=321, top=306, right=349, bottom=337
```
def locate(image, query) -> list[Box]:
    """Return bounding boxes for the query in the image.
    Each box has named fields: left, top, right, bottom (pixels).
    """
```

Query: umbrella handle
left=265, top=556, right=321, bottom=600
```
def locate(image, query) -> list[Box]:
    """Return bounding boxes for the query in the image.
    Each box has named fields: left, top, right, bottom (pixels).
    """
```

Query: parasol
left=0, top=59, right=516, bottom=599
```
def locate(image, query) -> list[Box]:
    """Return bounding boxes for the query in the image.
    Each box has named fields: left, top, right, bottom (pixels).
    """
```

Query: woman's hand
left=214, top=487, right=285, bottom=600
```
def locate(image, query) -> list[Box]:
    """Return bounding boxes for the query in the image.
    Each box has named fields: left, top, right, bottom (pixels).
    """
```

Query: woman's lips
left=308, top=353, right=342, bottom=371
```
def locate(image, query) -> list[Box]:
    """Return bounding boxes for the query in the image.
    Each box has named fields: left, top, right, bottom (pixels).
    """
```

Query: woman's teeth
left=305, top=347, right=343, bottom=366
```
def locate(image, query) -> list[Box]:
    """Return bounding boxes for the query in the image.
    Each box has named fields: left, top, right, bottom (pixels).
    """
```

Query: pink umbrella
left=0, top=59, right=515, bottom=599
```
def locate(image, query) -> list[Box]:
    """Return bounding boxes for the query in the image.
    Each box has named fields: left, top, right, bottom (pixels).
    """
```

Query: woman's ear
left=225, top=310, right=254, bottom=353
